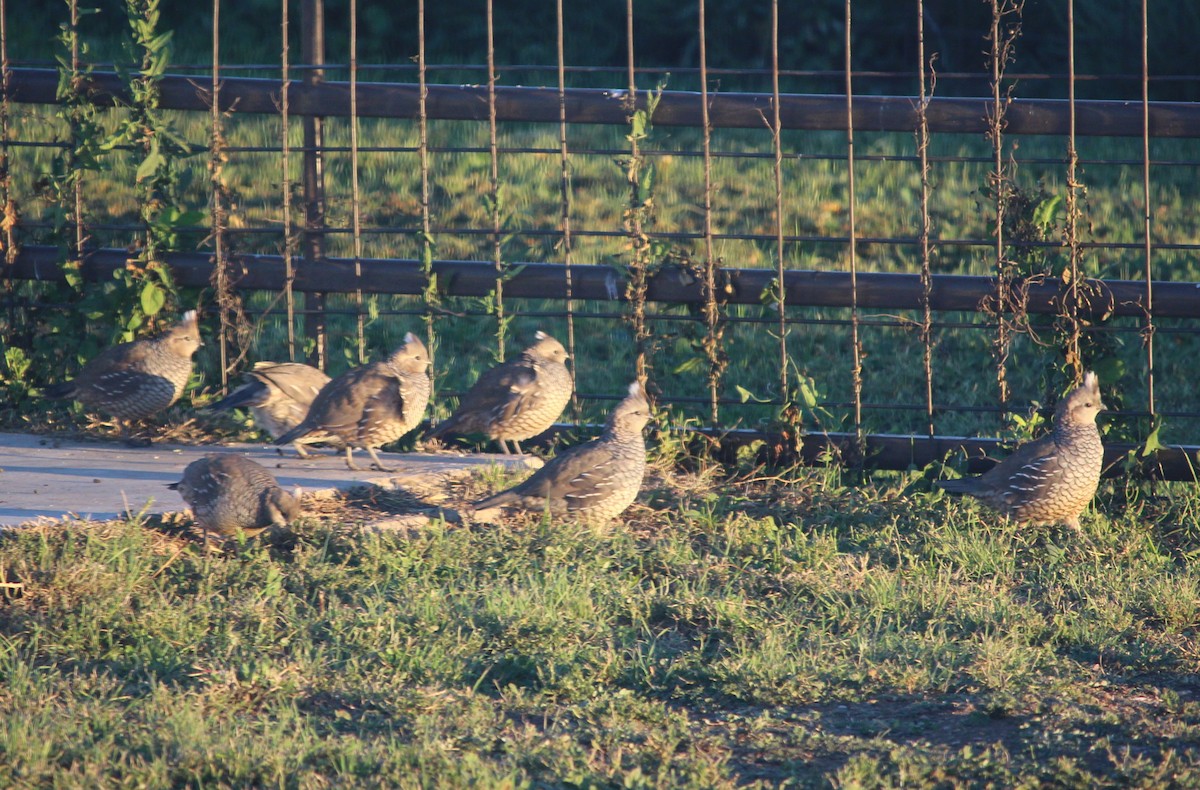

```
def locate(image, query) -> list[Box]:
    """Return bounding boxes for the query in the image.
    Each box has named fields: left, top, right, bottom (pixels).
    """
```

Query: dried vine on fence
left=984, top=0, right=1024, bottom=419
left=916, top=0, right=937, bottom=438
left=416, top=0, right=439, bottom=399
left=207, top=12, right=250, bottom=387
left=620, top=78, right=663, bottom=390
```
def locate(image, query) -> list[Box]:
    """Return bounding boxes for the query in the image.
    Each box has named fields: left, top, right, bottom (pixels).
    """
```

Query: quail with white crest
left=274, top=333, right=431, bottom=472
left=429, top=331, right=573, bottom=454
left=44, top=310, right=202, bottom=441
left=937, top=371, right=1105, bottom=529
left=472, top=380, right=650, bottom=525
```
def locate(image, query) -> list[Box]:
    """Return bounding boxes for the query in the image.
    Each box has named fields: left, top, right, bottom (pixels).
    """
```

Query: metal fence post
left=301, top=0, right=327, bottom=369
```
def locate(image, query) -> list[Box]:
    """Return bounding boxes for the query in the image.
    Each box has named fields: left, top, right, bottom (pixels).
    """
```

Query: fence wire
left=1, top=0, right=1199, bottom=477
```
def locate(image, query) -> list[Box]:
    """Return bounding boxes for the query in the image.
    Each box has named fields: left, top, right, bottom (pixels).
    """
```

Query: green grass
left=3, top=466, right=1200, bottom=787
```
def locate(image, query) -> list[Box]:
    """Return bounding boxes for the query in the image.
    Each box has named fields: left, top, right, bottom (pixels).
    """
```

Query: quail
left=208, top=362, right=332, bottom=457
left=937, top=371, right=1105, bottom=529
left=44, top=310, right=202, bottom=441
left=274, top=332, right=431, bottom=472
left=429, top=331, right=573, bottom=454
left=472, top=380, right=650, bottom=526
left=169, top=453, right=300, bottom=538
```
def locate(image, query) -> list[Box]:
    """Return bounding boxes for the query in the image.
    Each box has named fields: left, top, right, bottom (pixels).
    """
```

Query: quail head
left=429, top=330, right=573, bottom=454
left=209, top=362, right=332, bottom=456
left=44, top=310, right=202, bottom=440
left=274, top=332, right=431, bottom=472
left=472, top=380, right=650, bottom=526
left=169, top=453, right=300, bottom=539
left=937, top=371, right=1105, bottom=529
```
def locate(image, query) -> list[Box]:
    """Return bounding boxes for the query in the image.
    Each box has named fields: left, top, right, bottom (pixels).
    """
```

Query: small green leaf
left=136, top=150, right=165, bottom=182
left=140, top=282, right=166, bottom=316
left=735, top=385, right=770, bottom=404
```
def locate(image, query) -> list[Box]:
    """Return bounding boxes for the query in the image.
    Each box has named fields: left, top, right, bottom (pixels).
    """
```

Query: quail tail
left=936, top=478, right=981, bottom=494
left=208, top=382, right=268, bottom=412
left=43, top=381, right=77, bottom=399
left=274, top=423, right=310, bottom=446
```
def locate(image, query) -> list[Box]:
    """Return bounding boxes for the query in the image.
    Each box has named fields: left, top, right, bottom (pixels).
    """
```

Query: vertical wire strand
left=348, top=0, right=364, bottom=363
left=417, top=0, right=436, bottom=399
left=697, top=0, right=719, bottom=428
left=0, top=0, right=13, bottom=344
left=281, top=0, right=295, bottom=361
left=770, top=0, right=787, bottom=404
left=211, top=0, right=228, bottom=388
left=1064, top=0, right=1082, bottom=381
left=486, top=0, right=504, bottom=362
left=69, top=0, right=86, bottom=268
left=555, top=0, right=579, bottom=416
left=624, top=0, right=648, bottom=386
left=1140, top=0, right=1155, bottom=417
left=988, top=0, right=1011, bottom=418
left=300, top=0, right=327, bottom=369
left=916, top=0, right=935, bottom=436
left=843, top=0, right=863, bottom=438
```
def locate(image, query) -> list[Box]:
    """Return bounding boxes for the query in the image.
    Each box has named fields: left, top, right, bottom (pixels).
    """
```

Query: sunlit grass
left=2, top=467, right=1198, bottom=786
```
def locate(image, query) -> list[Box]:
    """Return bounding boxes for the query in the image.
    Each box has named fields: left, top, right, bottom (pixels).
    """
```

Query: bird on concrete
left=274, top=332, right=431, bottom=472
left=428, top=331, right=573, bottom=454
left=472, top=380, right=650, bottom=526
left=169, top=453, right=301, bottom=539
left=208, top=362, right=332, bottom=457
left=937, top=371, right=1105, bottom=529
left=44, top=310, right=202, bottom=442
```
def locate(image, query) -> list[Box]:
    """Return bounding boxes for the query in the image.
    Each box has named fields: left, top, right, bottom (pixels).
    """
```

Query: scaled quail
left=472, top=380, right=650, bottom=525
left=429, top=330, right=573, bottom=454
left=274, top=332, right=431, bottom=472
left=44, top=310, right=202, bottom=440
left=209, top=362, right=332, bottom=456
left=169, top=454, right=300, bottom=538
left=937, top=371, right=1105, bottom=529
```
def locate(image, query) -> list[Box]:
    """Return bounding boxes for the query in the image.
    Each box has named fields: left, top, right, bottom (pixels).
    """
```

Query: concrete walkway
left=0, top=432, right=537, bottom=527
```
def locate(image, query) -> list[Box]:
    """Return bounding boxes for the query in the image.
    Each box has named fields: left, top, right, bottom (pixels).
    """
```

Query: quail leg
left=343, top=446, right=364, bottom=471
left=365, top=446, right=395, bottom=473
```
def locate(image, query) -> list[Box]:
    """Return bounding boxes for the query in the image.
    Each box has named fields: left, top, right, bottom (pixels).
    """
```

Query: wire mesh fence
left=2, top=0, right=1199, bottom=477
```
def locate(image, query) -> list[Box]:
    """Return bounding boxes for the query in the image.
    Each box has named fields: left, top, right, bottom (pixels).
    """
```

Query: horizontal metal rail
left=7, top=67, right=1200, bottom=137
left=7, top=245, right=1192, bottom=318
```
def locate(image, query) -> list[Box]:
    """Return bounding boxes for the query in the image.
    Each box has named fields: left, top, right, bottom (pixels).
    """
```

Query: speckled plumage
left=45, top=310, right=202, bottom=430
left=430, top=331, right=573, bottom=454
left=472, top=380, right=650, bottom=525
left=169, top=454, right=300, bottom=538
left=938, top=371, right=1105, bottom=529
left=274, top=333, right=431, bottom=472
left=210, top=362, right=332, bottom=456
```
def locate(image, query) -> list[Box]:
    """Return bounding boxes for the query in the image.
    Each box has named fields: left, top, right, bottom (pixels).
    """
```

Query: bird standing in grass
left=937, top=371, right=1105, bottom=529
left=273, top=333, right=431, bottom=472
left=472, top=380, right=650, bottom=525
left=428, top=331, right=573, bottom=454
left=44, top=310, right=202, bottom=442
left=170, top=454, right=300, bottom=539
left=208, top=361, right=332, bottom=456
